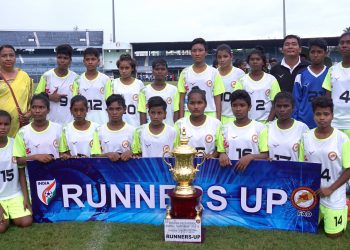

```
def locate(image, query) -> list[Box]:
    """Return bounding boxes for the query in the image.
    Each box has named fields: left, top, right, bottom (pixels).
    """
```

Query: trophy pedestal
left=168, top=188, right=202, bottom=219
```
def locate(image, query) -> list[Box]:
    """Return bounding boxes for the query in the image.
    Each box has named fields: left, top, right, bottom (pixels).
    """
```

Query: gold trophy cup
left=163, top=128, right=205, bottom=219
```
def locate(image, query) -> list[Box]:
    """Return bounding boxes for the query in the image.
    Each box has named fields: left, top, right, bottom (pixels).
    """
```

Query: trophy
left=163, top=127, right=205, bottom=220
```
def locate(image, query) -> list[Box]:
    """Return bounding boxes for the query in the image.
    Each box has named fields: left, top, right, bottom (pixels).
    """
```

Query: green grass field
left=1, top=222, right=350, bottom=250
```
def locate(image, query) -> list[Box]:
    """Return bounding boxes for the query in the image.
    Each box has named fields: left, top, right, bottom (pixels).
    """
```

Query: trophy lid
left=172, top=127, right=197, bottom=155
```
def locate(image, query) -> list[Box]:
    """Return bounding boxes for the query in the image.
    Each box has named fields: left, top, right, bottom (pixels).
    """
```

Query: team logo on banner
left=36, top=179, right=56, bottom=205
left=328, top=151, right=337, bottom=161
left=290, top=187, right=317, bottom=211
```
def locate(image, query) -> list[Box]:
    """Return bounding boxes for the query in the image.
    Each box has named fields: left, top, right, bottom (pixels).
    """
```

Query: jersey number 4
left=339, top=90, right=350, bottom=103
left=321, top=168, right=331, bottom=182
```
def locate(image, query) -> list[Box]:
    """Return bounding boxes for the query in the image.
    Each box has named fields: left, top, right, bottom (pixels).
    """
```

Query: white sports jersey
left=268, top=120, right=308, bottom=161
left=133, top=124, right=177, bottom=157
left=0, top=138, right=21, bottom=200
left=221, top=67, right=245, bottom=117
left=61, top=121, right=99, bottom=157
left=302, top=129, right=350, bottom=209
left=13, top=122, right=62, bottom=159
left=221, top=120, right=266, bottom=160
left=178, top=65, right=224, bottom=112
left=235, top=73, right=279, bottom=121
left=74, top=72, right=110, bottom=125
left=98, top=123, right=135, bottom=153
left=112, top=78, right=144, bottom=127
left=36, top=69, right=78, bottom=125
left=322, top=62, right=350, bottom=129
left=175, top=116, right=221, bottom=154
left=138, top=83, right=179, bottom=125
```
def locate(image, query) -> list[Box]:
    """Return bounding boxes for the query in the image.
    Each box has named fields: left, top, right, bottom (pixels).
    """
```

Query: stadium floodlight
left=112, top=0, right=116, bottom=43
left=283, top=0, right=286, bottom=37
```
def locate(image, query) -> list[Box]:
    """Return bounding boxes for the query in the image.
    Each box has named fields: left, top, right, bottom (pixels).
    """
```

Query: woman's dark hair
left=188, top=86, right=207, bottom=104
left=0, top=110, right=11, bottom=122
left=106, top=94, right=126, bottom=109
left=273, top=91, right=295, bottom=108
left=339, top=32, right=350, bottom=41
left=148, top=96, right=167, bottom=112
left=230, top=90, right=251, bottom=107
left=0, top=44, right=15, bottom=54
left=312, top=96, right=333, bottom=113
left=70, top=95, right=88, bottom=110
left=83, top=47, right=100, bottom=58
left=216, top=44, right=232, bottom=57
left=117, top=54, right=136, bottom=74
left=190, top=38, right=208, bottom=51
left=55, top=44, right=73, bottom=58
left=247, top=49, right=267, bottom=72
left=30, top=92, right=50, bottom=109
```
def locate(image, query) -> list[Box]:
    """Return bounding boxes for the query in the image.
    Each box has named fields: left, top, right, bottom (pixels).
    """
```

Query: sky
left=1, top=0, right=349, bottom=43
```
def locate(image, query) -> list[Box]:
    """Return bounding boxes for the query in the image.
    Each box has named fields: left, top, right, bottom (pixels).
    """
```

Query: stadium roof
left=131, top=37, right=339, bottom=51
left=0, top=30, right=103, bottom=49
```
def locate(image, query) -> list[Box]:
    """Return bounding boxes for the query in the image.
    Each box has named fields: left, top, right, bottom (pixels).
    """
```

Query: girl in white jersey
left=234, top=49, right=280, bottom=123
left=323, top=32, right=350, bottom=138
left=96, top=94, right=134, bottom=161
left=132, top=96, right=177, bottom=157
left=178, top=38, right=225, bottom=120
left=0, top=110, right=32, bottom=233
left=299, top=96, right=350, bottom=238
left=175, top=87, right=221, bottom=158
left=216, top=44, right=245, bottom=124
left=138, top=58, right=179, bottom=126
left=13, top=94, right=62, bottom=224
left=72, top=48, right=112, bottom=125
left=59, top=95, right=100, bottom=158
left=264, top=92, right=309, bottom=161
left=111, top=54, right=144, bottom=127
left=218, top=90, right=268, bottom=169
left=35, top=44, right=77, bottom=125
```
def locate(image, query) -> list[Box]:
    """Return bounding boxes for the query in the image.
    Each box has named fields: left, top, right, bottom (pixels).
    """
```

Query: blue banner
left=27, top=158, right=321, bottom=233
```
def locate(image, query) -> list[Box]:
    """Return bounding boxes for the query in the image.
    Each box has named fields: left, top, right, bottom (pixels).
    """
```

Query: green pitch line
left=1, top=222, right=350, bottom=250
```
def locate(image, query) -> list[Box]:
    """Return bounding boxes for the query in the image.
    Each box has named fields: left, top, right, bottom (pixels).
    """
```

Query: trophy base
left=168, top=188, right=202, bottom=219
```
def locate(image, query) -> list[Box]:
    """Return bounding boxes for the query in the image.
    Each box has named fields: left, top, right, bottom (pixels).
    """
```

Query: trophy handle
left=162, top=151, right=173, bottom=172
left=195, top=151, right=206, bottom=171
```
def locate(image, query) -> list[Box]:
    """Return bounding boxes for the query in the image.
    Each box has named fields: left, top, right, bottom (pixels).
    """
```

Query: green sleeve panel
left=12, top=132, right=26, bottom=157
left=59, top=129, right=69, bottom=153
left=35, top=75, right=47, bottom=94
left=131, top=127, right=141, bottom=154
left=270, top=80, right=281, bottom=100
left=258, top=127, right=268, bottom=153
left=213, top=73, right=225, bottom=96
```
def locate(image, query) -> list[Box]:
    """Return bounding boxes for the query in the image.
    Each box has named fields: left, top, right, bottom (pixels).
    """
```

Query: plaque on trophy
left=163, top=128, right=205, bottom=243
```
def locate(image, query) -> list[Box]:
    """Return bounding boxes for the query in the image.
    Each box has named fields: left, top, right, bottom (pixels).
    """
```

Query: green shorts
left=221, top=115, right=235, bottom=124
left=319, top=203, right=348, bottom=234
left=0, top=195, right=31, bottom=220
left=339, top=129, right=350, bottom=139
